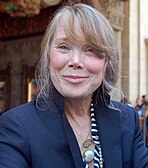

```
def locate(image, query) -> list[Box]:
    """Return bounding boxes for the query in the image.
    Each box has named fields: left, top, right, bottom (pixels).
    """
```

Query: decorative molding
left=0, top=0, right=62, bottom=17
left=0, top=36, right=42, bottom=70
left=99, top=0, right=125, bottom=31
left=0, top=5, right=58, bottom=40
left=0, top=36, right=42, bottom=50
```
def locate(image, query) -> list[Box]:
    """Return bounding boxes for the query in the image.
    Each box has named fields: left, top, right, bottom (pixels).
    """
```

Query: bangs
left=60, top=11, right=88, bottom=45
left=59, top=8, right=106, bottom=52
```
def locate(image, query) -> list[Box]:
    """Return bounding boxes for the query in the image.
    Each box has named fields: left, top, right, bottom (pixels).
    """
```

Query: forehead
left=52, top=19, right=86, bottom=44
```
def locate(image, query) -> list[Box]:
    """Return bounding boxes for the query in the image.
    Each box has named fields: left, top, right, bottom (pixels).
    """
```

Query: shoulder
left=7, top=100, right=36, bottom=113
left=111, top=102, right=148, bottom=167
left=0, top=101, right=47, bottom=140
left=111, top=100, right=137, bottom=117
left=0, top=101, right=37, bottom=123
left=111, top=101, right=139, bottom=131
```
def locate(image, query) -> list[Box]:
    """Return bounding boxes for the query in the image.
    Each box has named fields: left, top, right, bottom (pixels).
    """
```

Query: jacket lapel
left=95, top=105, right=122, bottom=168
left=62, top=113, right=85, bottom=168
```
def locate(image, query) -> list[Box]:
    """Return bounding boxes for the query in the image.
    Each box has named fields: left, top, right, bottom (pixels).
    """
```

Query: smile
left=62, top=75, right=89, bottom=84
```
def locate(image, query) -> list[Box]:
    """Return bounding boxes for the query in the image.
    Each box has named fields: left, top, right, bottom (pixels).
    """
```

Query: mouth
left=62, top=75, right=89, bottom=84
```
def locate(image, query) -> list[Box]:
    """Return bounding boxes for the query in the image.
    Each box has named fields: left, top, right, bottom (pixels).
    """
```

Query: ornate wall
left=0, top=36, right=42, bottom=110
left=0, top=3, right=61, bottom=111
left=0, top=5, right=59, bottom=40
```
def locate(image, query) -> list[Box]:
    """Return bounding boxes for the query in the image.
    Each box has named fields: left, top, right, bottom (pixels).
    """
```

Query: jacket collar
left=36, top=87, right=64, bottom=113
left=94, top=104, right=122, bottom=168
left=37, top=87, right=111, bottom=113
left=62, top=113, right=86, bottom=168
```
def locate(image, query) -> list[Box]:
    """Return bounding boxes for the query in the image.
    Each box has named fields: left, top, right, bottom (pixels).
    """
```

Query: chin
left=57, top=86, right=93, bottom=99
left=62, top=91, right=91, bottom=100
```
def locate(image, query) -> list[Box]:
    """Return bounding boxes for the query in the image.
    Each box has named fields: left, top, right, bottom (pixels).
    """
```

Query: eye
left=84, top=46, right=97, bottom=56
left=85, top=46, right=94, bottom=52
left=57, top=44, right=70, bottom=52
left=84, top=45, right=106, bottom=59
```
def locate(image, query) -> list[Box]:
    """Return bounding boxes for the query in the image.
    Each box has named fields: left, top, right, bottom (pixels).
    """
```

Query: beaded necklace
left=83, top=102, right=104, bottom=168
left=68, top=101, right=104, bottom=167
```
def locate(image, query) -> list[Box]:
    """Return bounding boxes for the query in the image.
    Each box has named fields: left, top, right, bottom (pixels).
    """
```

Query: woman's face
left=49, top=20, right=107, bottom=100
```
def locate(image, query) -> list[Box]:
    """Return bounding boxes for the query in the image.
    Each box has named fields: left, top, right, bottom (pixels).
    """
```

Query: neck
left=64, top=97, right=92, bottom=119
left=64, top=97, right=92, bottom=145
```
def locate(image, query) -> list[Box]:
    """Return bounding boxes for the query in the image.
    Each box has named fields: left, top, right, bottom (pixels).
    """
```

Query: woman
left=0, top=3, right=147, bottom=168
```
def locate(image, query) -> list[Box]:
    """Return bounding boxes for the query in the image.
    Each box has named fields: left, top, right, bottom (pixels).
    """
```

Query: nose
left=67, top=49, right=84, bottom=69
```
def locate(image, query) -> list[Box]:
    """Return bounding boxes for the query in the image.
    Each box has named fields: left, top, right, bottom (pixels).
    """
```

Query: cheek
left=85, top=57, right=106, bottom=75
left=49, top=51, right=68, bottom=70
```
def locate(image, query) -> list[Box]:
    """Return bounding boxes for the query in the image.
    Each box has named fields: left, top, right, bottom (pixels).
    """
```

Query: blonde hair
left=35, top=3, right=119, bottom=108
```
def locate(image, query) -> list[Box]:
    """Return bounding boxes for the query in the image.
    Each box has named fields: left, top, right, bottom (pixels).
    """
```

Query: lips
left=62, top=75, right=89, bottom=84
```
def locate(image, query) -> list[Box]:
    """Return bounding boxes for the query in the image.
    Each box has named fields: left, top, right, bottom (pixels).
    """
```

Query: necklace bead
left=83, top=149, right=94, bottom=163
left=82, top=138, right=93, bottom=148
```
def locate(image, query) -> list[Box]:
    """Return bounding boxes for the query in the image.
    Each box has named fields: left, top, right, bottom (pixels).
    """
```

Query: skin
left=49, top=18, right=107, bottom=167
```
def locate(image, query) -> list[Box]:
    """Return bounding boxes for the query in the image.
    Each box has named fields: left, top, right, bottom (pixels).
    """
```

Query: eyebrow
left=54, top=37, right=69, bottom=44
